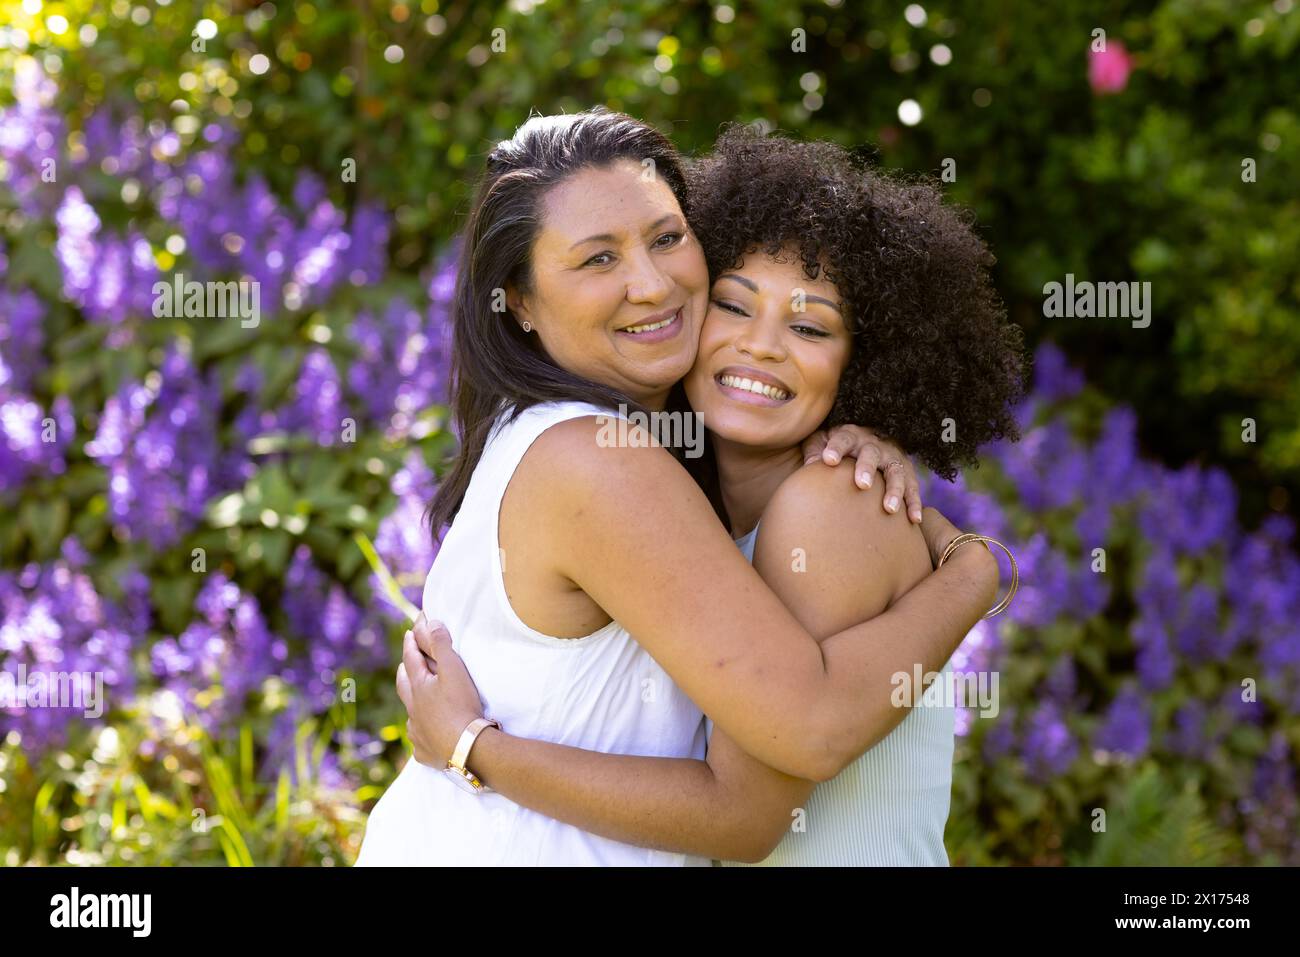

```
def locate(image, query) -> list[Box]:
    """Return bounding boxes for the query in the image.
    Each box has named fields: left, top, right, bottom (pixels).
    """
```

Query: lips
left=615, top=306, right=684, bottom=344
left=714, top=365, right=795, bottom=402
left=618, top=306, right=682, bottom=335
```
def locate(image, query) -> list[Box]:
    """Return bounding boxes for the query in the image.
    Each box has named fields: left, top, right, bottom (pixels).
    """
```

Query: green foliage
left=1068, top=764, right=1235, bottom=867
left=0, top=702, right=396, bottom=866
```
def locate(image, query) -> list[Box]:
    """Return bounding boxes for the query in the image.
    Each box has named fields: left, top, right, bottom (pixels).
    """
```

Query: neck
left=712, top=433, right=805, bottom=539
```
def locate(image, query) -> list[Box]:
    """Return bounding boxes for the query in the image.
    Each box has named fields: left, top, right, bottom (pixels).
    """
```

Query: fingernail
left=404, top=630, right=413, bottom=642
left=885, top=496, right=899, bottom=512
left=910, top=508, right=922, bottom=522
left=825, top=450, right=840, bottom=464
left=804, top=455, right=819, bottom=466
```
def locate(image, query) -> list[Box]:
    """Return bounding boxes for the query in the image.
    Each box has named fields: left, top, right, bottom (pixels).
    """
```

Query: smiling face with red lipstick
left=686, top=249, right=853, bottom=453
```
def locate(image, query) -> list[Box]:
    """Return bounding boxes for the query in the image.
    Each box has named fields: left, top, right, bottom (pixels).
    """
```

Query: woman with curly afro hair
left=686, top=124, right=1025, bottom=483
left=391, top=120, right=1024, bottom=866
left=676, top=126, right=1025, bottom=864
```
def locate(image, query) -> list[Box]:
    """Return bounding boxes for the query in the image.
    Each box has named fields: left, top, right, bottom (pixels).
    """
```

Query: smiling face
left=684, top=249, right=853, bottom=451
left=507, top=159, right=710, bottom=409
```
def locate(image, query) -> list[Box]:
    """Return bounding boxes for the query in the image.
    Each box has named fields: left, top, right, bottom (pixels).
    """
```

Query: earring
left=522, top=321, right=532, bottom=333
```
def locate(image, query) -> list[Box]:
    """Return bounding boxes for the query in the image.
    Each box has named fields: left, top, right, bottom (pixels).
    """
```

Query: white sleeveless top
left=710, top=524, right=955, bottom=866
left=356, top=401, right=709, bottom=866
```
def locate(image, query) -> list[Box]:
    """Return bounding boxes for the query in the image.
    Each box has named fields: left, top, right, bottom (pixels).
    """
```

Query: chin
left=697, top=405, right=772, bottom=445
left=651, top=350, right=699, bottom=390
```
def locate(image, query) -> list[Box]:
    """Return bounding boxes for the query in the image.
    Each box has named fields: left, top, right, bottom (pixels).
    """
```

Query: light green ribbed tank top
left=709, top=523, right=955, bottom=867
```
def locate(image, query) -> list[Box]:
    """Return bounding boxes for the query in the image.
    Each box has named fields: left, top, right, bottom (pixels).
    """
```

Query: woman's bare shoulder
left=512, top=413, right=709, bottom=543
left=755, top=461, right=930, bottom=595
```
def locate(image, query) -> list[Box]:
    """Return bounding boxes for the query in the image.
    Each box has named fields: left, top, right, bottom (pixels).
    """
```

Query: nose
left=734, top=312, right=788, bottom=362
left=624, top=247, right=673, bottom=305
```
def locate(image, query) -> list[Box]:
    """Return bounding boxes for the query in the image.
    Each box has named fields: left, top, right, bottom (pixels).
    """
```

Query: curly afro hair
left=685, top=125, right=1026, bottom=479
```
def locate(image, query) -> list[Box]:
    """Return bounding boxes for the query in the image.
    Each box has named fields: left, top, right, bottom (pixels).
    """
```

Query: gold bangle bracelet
left=938, top=533, right=1019, bottom=620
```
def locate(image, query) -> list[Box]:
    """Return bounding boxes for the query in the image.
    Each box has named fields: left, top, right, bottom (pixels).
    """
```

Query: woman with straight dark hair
left=356, top=109, right=1001, bottom=866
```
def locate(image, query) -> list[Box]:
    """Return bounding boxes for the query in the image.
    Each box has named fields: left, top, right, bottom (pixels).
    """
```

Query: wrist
left=942, top=538, right=999, bottom=607
left=442, top=714, right=497, bottom=794
left=465, top=725, right=504, bottom=786
left=440, top=711, right=484, bottom=757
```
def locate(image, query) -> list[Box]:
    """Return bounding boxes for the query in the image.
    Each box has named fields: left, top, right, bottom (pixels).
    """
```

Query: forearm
left=811, top=545, right=997, bottom=778
left=466, top=729, right=776, bottom=861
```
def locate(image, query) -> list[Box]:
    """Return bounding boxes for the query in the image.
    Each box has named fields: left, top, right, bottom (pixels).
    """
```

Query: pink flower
left=1088, top=41, right=1132, bottom=95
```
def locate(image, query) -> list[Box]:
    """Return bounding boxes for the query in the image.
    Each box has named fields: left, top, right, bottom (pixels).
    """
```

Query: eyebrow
left=569, top=214, right=679, bottom=250
left=715, top=273, right=843, bottom=314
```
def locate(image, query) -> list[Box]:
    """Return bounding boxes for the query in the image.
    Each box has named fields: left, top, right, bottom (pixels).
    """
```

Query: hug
left=357, top=108, right=1026, bottom=866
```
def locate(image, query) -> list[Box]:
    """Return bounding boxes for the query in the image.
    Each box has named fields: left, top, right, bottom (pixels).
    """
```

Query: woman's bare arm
left=532, top=417, right=996, bottom=781
left=406, top=464, right=965, bottom=860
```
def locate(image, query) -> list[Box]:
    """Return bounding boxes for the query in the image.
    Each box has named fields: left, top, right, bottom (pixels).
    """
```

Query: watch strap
left=448, top=716, right=501, bottom=777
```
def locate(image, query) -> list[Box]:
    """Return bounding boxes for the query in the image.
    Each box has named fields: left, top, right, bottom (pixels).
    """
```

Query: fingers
left=395, top=661, right=412, bottom=711
left=402, top=628, right=431, bottom=688
left=904, top=479, right=924, bottom=525
left=426, top=616, right=456, bottom=657
left=853, top=444, right=882, bottom=489
left=821, top=428, right=859, bottom=466
left=882, top=460, right=906, bottom=514
left=413, top=613, right=455, bottom=670
left=412, top=614, right=437, bottom=660
left=801, top=429, right=828, bottom=465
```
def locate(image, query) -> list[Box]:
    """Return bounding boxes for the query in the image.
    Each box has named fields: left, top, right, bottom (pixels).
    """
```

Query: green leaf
left=351, top=531, right=419, bottom=622
left=21, top=497, right=69, bottom=558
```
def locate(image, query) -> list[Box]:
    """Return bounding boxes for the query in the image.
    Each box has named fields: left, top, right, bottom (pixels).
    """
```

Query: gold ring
left=938, top=533, right=1018, bottom=619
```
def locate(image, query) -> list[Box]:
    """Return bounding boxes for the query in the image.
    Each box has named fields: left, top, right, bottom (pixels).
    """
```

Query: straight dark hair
left=426, top=108, right=692, bottom=539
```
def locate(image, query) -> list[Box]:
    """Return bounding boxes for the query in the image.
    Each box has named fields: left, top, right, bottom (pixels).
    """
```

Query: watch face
left=443, top=767, right=481, bottom=794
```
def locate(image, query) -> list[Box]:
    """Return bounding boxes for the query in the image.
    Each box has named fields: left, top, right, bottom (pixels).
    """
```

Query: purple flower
left=1043, top=656, right=1078, bottom=704
left=53, top=188, right=160, bottom=326
left=85, top=348, right=237, bottom=547
left=1132, top=611, right=1176, bottom=690
left=259, top=705, right=359, bottom=791
left=1173, top=583, right=1221, bottom=662
left=981, top=706, right=1018, bottom=760
left=1007, top=533, right=1069, bottom=628
left=1089, top=407, right=1143, bottom=505
left=1030, top=341, right=1085, bottom=402
left=0, top=394, right=73, bottom=491
left=0, top=59, right=66, bottom=219
left=156, top=151, right=392, bottom=317
left=1138, top=464, right=1237, bottom=556
left=1166, top=700, right=1216, bottom=760
left=1093, top=686, right=1150, bottom=758
left=348, top=297, right=449, bottom=436
left=991, top=418, right=1084, bottom=512
left=1021, top=701, right=1078, bottom=781
left=150, top=574, right=288, bottom=731
left=372, top=451, right=441, bottom=620
left=280, top=546, right=387, bottom=710
left=277, top=348, right=347, bottom=446
left=0, top=291, right=47, bottom=393
left=1242, top=731, right=1300, bottom=864
left=0, top=552, right=136, bottom=753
